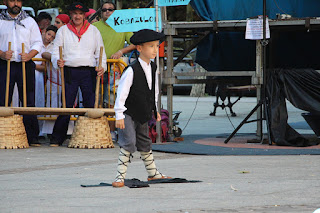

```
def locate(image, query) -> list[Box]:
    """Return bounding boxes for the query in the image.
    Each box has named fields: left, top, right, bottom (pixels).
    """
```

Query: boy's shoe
left=112, top=181, right=125, bottom=188
left=147, top=175, right=172, bottom=181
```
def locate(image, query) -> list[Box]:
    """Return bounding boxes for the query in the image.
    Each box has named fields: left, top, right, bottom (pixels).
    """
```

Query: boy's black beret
left=130, top=29, right=165, bottom=45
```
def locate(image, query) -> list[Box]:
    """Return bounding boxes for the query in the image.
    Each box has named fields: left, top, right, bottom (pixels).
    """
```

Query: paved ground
left=161, top=96, right=313, bottom=136
left=0, top=96, right=319, bottom=213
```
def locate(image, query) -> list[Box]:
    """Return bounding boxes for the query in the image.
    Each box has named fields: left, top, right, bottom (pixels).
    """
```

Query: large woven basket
left=0, top=115, right=29, bottom=149
left=68, top=116, right=114, bottom=149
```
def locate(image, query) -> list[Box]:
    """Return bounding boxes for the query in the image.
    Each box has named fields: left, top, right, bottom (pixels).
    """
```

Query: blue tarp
left=190, top=0, right=320, bottom=71
left=190, top=0, right=320, bottom=20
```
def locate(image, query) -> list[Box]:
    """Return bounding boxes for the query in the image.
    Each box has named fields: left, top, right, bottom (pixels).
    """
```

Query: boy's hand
left=116, top=119, right=125, bottom=129
left=156, top=112, right=161, bottom=122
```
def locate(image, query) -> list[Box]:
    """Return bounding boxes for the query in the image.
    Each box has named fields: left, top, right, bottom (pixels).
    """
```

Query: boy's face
left=137, top=40, right=160, bottom=62
left=42, top=30, right=56, bottom=45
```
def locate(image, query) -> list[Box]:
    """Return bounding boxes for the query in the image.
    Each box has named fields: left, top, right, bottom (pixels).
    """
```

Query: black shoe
left=30, top=138, right=41, bottom=147
left=50, top=140, right=60, bottom=147
left=38, top=136, right=46, bottom=140
left=50, top=139, right=61, bottom=147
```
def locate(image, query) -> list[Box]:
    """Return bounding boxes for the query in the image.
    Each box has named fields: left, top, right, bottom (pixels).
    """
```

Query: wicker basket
left=0, top=115, right=29, bottom=149
left=68, top=116, right=114, bottom=149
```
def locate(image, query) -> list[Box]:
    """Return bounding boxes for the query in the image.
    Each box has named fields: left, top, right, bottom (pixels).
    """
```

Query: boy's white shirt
left=34, top=41, right=54, bottom=66
left=114, top=57, right=159, bottom=120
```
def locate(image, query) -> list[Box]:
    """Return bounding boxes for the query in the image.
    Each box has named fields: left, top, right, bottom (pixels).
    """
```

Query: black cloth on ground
left=267, top=68, right=320, bottom=146
left=80, top=178, right=202, bottom=188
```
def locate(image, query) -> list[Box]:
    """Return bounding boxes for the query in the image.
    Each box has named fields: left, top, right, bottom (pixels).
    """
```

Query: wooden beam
left=4, top=107, right=115, bottom=116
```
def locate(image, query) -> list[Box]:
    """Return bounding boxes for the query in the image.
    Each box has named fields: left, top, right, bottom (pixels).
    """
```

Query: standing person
left=0, top=0, right=42, bottom=146
left=93, top=1, right=135, bottom=106
left=35, top=25, right=58, bottom=108
left=112, top=29, right=171, bottom=188
left=41, top=14, right=70, bottom=137
left=54, top=14, right=70, bottom=29
left=34, top=25, right=57, bottom=140
left=36, top=12, right=52, bottom=34
left=85, top=8, right=99, bottom=24
left=50, top=2, right=106, bottom=146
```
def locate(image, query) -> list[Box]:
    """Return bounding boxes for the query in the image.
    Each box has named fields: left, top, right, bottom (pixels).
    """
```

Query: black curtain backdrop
left=267, top=68, right=320, bottom=146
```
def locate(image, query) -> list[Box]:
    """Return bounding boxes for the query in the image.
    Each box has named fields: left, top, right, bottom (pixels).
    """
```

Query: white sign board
left=245, top=16, right=270, bottom=40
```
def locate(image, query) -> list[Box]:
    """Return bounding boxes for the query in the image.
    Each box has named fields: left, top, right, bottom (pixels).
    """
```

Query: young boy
left=34, top=25, right=58, bottom=142
left=112, top=29, right=171, bottom=188
left=35, top=25, right=58, bottom=73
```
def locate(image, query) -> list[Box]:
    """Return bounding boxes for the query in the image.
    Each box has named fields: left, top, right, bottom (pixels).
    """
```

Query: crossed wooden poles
left=4, top=43, right=111, bottom=115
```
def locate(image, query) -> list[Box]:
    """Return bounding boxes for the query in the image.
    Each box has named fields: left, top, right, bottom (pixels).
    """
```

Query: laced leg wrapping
left=114, top=148, right=131, bottom=182
left=140, top=151, right=163, bottom=179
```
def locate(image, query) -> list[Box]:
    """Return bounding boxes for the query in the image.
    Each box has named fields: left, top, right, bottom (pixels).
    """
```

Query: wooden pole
left=50, top=63, right=53, bottom=108
left=5, top=42, right=11, bottom=107
left=22, top=43, right=27, bottom=107
left=59, top=46, right=66, bottom=108
left=94, top=46, right=103, bottom=108
left=7, top=107, right=114, bottom=116
left=108, top=62, right=111, bottom=108
left=44, top=60, right=47, bottom=107
left=100, top=75, right=104, bottom=108
left=113, top=62, right=116, bottom=106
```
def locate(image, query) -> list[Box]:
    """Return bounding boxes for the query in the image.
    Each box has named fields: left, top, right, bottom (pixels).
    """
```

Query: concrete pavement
left=0, top=96, right=319, bottom=213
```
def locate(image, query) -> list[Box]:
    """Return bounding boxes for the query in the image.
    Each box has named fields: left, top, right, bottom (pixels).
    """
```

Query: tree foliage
left=23, top=0, right=93, bottom=14
left=22, top=0, right=200, bottom=21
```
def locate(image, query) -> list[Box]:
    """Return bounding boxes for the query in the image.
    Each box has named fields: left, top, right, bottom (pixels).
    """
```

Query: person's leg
left=136, top=122, right=172, bottom=180
left=0, top=60, right=19, bottom=107
left=35, top=70, right=45, bottom=137
left=0, top=59, right=13, bottom=106
left=112, top=147, right=131, bottom=188
left=23, top=86, right=40, bottom=145
left=102, top=71, right=109, bottom=107
left=140, top=150, right=172, bottom=181
left=112, top=114, right=136, bottom=187
left=79, top=68, right=95, bottom=108
left=51, top=68, right=79, bottom=145
left=14, top=61, right=40, bottom=145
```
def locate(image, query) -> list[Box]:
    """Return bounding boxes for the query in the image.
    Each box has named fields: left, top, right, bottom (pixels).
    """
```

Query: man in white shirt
left=50, top=2, right=107, bottom=146
left=0, top=0, right=42, bottom=146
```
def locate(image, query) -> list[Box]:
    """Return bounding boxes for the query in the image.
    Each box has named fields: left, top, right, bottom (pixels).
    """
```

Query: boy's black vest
left=124, top=60, right=157, bottom=124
